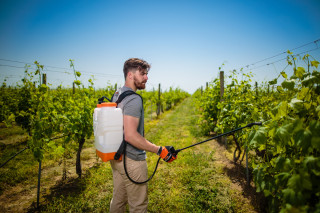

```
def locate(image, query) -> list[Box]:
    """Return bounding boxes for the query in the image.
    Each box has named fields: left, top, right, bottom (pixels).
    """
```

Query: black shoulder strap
left=113, top=90, right=143, bottom=160
left=115, top=90, right=142, bottom=105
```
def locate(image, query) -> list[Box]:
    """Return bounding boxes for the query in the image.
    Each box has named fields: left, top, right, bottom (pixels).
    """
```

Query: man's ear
left=127, top=69, right=138, bottom=80
left=127, top=71, right=133, bottom=80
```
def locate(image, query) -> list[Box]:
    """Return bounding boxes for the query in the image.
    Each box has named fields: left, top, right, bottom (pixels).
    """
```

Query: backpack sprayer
left=94, top=93, right=262, bottom=184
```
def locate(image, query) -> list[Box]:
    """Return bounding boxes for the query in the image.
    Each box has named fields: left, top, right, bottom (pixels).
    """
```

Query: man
left=110, top=58, right=177, bottom=212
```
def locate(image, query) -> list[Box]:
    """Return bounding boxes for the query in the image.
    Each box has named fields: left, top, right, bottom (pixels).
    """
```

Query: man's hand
left=157, top=146, right=177, bottom=163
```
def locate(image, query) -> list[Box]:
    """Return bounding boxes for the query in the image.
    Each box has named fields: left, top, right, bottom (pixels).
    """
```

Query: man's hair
left=123, top=58, right=151, bottom=79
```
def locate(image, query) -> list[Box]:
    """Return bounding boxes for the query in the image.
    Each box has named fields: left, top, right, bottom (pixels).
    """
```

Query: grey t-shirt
left=112, top=86, right=146, bottom=161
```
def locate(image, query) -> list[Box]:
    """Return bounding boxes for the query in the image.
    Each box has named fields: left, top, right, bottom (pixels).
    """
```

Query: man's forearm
left=124, top=132, right=159, bottom=153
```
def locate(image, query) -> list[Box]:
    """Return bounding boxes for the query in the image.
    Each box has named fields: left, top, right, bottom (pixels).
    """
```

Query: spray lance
left=173, top=122, right=262, bottom=154
left=125, top=122, right=262, bottom=184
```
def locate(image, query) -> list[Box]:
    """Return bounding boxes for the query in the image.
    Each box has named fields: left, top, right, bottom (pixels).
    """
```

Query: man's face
left=133, top=69, right=148, bottom=90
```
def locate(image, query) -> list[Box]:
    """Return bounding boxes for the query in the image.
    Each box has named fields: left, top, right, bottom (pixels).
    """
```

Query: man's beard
left=134, top=76, right=146, bottom=90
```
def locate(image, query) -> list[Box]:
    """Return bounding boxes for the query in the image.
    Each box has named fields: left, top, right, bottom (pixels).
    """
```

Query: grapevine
left=197, top=52, right=320, bottom=212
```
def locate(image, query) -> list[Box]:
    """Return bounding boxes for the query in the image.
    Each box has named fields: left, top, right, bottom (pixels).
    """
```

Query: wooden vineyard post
left=42, top=73, right=47, bottom=85
left=157, top=84, right=161, bottom=117
left=219, top=71, right=227, bottom=147
left=255, top=82, right=258, bottom=100
left=220, top=71, right=224, bottom=101
left=73, top=82, right=75, bottom=94
left=160, top=84, right=163, bottom=113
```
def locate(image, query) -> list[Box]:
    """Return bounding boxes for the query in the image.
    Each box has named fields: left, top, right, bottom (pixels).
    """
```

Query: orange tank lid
left=96, top=104, right=102, bottom=108
left=101, top=102, right=117, bottom=107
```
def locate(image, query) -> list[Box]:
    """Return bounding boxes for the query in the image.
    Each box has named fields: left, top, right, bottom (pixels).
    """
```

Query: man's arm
left=123, top=115, right=159, bottom=153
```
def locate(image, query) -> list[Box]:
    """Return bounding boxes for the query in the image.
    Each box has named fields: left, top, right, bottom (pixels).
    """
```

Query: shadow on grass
left=215, top=137, right=267, bottom=213
left=223, top=162, right=267, bottom=213
left=27, top=164, right=101, bottom=213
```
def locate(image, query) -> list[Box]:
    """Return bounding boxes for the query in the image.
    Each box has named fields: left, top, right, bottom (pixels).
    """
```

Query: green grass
left=1, top=97, right=258, bottom=212
left=0, top=143, right=38, bottom=194
left=0, top=137, right=92, bottom=195
left=0, top=124, right=26, bottom=140
left=145, top=97, right=236, bottom=212
left=40, top=164, right=114, bottom=212
left=39, top=97, right=242, bottom=212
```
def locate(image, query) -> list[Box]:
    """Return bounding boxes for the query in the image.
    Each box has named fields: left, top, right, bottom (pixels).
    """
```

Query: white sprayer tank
left=93, top=102, right=123, bottom=162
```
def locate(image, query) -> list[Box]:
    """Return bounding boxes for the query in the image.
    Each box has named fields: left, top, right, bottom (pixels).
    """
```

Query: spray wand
left=126, top=122, right=262, bottom=184
left=173, top=122, right=262, bottom=154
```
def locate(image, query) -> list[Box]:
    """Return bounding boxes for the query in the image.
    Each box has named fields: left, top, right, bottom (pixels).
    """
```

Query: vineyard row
left=194, top=52, right=320, bottom=213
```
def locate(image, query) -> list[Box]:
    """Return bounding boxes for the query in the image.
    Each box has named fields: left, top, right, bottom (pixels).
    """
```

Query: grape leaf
left=311, top=60, right=319, bottom=68
left=281, top=80, right=295, bottom=90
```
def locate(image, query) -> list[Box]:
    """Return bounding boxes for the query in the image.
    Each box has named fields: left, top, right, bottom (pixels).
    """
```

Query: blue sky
left=1, top=0, right=320, bottom=93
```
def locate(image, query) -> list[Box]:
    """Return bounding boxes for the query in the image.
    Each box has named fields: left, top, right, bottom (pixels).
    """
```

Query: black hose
left=98, top=96, right=112, bottom=104
left=123, top=141, right=161, bottom=184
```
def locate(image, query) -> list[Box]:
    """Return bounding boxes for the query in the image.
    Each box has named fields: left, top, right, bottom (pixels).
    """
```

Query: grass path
left=1, top=96, right=264, bottom=212
left=145, top=96, right=263, bottom=212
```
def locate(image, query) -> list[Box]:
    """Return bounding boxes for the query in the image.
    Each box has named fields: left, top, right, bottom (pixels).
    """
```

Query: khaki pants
left=109, top=157, right=148, bottom=213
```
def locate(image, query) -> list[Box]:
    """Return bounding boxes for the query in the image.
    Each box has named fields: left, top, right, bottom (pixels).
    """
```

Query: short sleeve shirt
left=112, top=86, right=146, bottom=161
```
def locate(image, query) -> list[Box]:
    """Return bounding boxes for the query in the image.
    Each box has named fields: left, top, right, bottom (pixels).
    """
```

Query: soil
left=210, top=138, right=267, bottom=213
left=0, top=146, right=98, bottom=213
